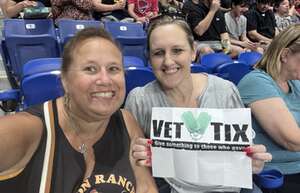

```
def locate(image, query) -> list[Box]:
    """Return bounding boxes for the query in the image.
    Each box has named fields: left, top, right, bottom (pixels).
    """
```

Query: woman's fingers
left=131, top=137, right=152, bottom=167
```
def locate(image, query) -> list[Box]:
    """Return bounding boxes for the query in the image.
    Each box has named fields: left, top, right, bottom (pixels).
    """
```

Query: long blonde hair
left=255, top=24, right=300, bottom=79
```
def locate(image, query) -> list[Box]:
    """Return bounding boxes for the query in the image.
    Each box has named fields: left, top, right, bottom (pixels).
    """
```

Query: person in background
left=127, top=0, right=159, bottom=23
left=93, top=0, right=132, bottom=22
left=238, top=24, right=300, bottom=193
left=125, top=15, right=272, bottom=193
left=225, top=0, right=264, bottom=53
left=245, top=0, right=278, bottom=46
left=274, top=0, right=297, bottom=32
left=184, top=0, right=241, bottom=58
left=0, top=0, right=38, bottom=18
left=51, top=0, right=125, bottom=22
left=0, top=27, right=157, bottom=193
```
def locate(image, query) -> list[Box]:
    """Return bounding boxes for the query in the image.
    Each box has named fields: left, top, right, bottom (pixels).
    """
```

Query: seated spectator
left=225, top=0, right=264, bottom=53
left=184, top=0, right=241, bottom=59
left=288, top=0, right=300, bottom=22
left=126, top=15, right=272, bottom=193
left=51, top=0, right=125, bottom=22
left=245, top=0, right=278, bottom=46
left=93, top=0, right=133, bottom=22
left=238, top=24, right=300, bottom=193
left=127, top=0, right=159, bottom=23
left=0, top=0, right=37, bottom=18
left=0, top=0, right=51, bottom=18
left=274, top=0, right=297, bottom=32
left=0, top=27, right=157, bottom=193
left=158, top=0, right=183, bottom=18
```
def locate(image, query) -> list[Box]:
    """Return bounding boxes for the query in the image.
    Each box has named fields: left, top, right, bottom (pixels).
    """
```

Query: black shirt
left=184, top=0, right=227, bottom=41
left=0, top=100, right=136, bottom=193
left=245, top=6, right=277, bottom=39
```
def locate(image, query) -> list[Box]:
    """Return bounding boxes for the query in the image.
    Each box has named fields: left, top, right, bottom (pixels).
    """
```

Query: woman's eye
left=152, top=50, right=164, bottom=56
left=173, top=48, right=183, bottom=54
left=109, top=66, right=122, bottom=73
left=84, top=66, right=97, bottom=73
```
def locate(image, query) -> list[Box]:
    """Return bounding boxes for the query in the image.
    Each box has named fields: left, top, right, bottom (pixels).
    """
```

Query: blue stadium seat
left=125, top=66, right=155, bottom=96
left=104, top=21, right=147, bottom=63
left=3, top=19, right=60, bottom=83
left=200, top=52, right=233, bottom=73
left=123, top=56, right=145, bottom=68
left=215, top=61, right=251, bottom=85
left=57, top=19, right=103, bottom=50
left=238, top=51, right=262, bottom=67
left=0, top=58, right=64, bottom=111
left=190, top=63, right=208, bottom=73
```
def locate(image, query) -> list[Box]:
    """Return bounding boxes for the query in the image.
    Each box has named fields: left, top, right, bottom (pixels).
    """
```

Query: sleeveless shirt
left=0, top=100, right=136, bottom=193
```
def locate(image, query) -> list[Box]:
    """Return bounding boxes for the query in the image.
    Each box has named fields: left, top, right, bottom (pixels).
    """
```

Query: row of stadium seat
left=0, top=50, right=262, bottom=112
left=1, top=19, right=147, bottom=88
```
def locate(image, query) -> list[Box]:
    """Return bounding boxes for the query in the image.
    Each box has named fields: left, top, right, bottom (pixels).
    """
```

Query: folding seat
left=238, top=51, right=262, bottom=67
left=214, top=61, right=251, bottom=85
left=0, top=58, right=63, bottom=111
left=125, top=66, right=155, bottom=96
left=3, top=19, right=60, bottom=83
left=199, top=53, right=233, bottom=73
left=123, top=56, right=145, bottom=68
left=57, top=19, right=103, bottom=50
left=190, top=63, right=208, bottom=73
left=104, top=21, right=147, bottom=64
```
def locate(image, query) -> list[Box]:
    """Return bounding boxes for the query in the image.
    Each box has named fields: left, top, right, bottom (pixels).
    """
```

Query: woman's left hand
left=244, top=144, right=272, bottom=174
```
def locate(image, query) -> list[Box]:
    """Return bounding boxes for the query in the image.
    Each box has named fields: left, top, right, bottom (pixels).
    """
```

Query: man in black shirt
left=245, top=0, right=278, bottom=44
left=184, top=0, right=240, bottom=58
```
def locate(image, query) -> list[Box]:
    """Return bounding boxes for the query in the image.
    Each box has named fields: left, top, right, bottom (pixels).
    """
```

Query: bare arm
left=194, top=0, right=220, bottom=36
left=247, top=30, right=272, bottom=43
left=0, top=112, right=43, bottom=173
left=128, top=3, right=147, bottom=22
left=3, top=0, right=36, bottom=18
left=250, top=97, right=300, bottom=151
left=92, top=0, right=125, bottom=12
left=122, top=109, right=158, bottom=193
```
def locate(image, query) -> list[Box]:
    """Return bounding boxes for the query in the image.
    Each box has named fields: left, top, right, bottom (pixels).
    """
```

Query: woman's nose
left=163, top=52, right=175, bottom=66
left=96, top=70, right=112, bottom=85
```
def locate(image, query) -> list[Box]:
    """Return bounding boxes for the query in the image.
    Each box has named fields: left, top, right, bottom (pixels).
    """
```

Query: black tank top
left=0, top=100, right=136, bottom=193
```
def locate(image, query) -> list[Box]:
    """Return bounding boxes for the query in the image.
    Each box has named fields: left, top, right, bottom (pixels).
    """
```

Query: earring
left=63, top=93, right=70, bottom=112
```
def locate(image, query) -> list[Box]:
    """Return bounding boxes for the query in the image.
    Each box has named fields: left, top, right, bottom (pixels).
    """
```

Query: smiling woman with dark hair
left=0, top=27, right=157, bottom=193
left=125, top=15, right=272, bottom=193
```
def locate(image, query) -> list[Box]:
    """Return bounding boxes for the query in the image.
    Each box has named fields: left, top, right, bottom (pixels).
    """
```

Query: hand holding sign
left=151, top=107, right=253, bottom=188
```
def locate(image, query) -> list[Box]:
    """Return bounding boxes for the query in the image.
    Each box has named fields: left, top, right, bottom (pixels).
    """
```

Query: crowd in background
left=1, top=0, right=300, bottom=59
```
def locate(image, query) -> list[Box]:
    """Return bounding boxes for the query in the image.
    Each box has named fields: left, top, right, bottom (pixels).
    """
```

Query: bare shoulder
left=0, top=112, right=44, bottom=173
left=120, top=109, right=144, bottom=139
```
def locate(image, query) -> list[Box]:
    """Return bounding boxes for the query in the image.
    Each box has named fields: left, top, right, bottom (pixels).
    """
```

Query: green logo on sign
left=181, top=111, right=211, bottom=140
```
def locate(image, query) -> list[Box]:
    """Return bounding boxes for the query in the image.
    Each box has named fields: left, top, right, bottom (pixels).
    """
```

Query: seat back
left=215, top=61, right=251, bottom=85
left=200, top=53, right=233, bottom=73
left=3, top=19, right=59, bottom=82
left=22, top=58, right=62, bottom=78
left=104, top=21, right=147, bottom=63
left=57, top=19, right=103, bottom=50
left=123, top=56, right=145, bottom=68
left=22, top=71, right=64, bottom=107
left=238, top=51, right=262, bottom=67
left=190, top=63, right=208, bottom=73
left=21, top=58, right=63, bottom=107
left=125, top=66, right=155, bottom=95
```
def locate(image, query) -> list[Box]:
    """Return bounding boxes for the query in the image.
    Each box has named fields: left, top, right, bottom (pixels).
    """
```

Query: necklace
left=68, top=114, right=89, bottom=154
left=63, top=102, right=89, bottom=155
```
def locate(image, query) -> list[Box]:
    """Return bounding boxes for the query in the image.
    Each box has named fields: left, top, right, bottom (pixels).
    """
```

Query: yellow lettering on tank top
left=117, top=175, right=127, bottom=187
left=77, top=179, right=91, bottom=193
left=125, top=181, right=133, bottom=192
left=95, top=174, right=105, bottom=184
left=106, top=174, right=117, bottom=184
